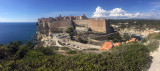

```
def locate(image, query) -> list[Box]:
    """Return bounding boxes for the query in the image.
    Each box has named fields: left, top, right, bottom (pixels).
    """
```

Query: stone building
left=37, top=14, right=113, bottom=35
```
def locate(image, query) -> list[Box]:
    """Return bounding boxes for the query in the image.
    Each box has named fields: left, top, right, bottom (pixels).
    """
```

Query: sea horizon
left=0, top=22, right=37, bottom=44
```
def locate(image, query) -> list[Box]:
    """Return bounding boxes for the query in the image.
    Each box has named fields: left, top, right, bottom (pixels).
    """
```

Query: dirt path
left=148, top=41, right=160, bottom=71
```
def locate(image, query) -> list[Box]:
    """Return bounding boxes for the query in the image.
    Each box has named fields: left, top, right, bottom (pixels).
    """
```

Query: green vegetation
left=123, top=33, right=131, bottom=41
left=35, top=47, right=55, bottom=55
left=66, top=27, right=75, bottom=40
left=86, top=48, right=99, bottom=50
left=110, top=42, right=150, bottom=71
left=147, top=33, right=160, bottom=40
left=51, top=46, right=59, bottom=50
left=0, top=40, right=157, bottom=71
left=67, top=50, right=77, bottom=54
left=146, top=40, right=159, bottom=52
left=60, top=47, right=71, bottom=50
left=66, top=27, right=74, bottom=34
left=144, top=33, right=160, bottom=52
left=108, top=33, right=123, bottom=42
left=77, top=37, right=88, bottom=44
left=93, top=33, right=125, bottom=43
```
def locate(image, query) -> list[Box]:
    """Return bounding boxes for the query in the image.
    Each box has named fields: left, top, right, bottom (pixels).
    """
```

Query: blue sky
left=0, top=0, right=160, bottom=22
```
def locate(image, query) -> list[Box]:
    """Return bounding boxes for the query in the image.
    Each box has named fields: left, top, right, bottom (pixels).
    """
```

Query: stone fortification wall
left=73, top=19, right=111, bottom=33
left=73, top=20, right=89, bottom=26
left=49, top=20, right=73, bottom=33
left=38, top=17, right=112, bottom=34
left=49, top=20, right=73, bottom=28
left=38, top=20, right=73, bottom=29
left=88, top=19, right=107, bottom=33
left=76, top=27, right=89, bottom=32
left=37, top=20, right=73, bottom=35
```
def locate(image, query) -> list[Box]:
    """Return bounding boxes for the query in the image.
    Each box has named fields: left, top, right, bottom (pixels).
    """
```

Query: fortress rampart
left=73, top=19, right=111, bottom=33
left=37, top=14, right=112, bottom=35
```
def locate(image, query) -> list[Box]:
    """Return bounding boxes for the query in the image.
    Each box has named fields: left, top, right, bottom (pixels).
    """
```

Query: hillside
left=0, top=32, right=160, bottom=71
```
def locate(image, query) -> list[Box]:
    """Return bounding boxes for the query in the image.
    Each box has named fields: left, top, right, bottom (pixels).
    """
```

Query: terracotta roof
left=100, top=42, right=113, bottom=50
left=113, top=42, right=121, bottom=47
left=126, top=38, right=136, bottom=43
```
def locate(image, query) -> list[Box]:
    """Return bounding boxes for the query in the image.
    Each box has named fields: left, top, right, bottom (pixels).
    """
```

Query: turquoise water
left=0, top=22, right=37, bottom=44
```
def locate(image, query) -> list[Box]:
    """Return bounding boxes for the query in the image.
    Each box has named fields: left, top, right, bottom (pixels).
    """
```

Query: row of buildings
left=38, top=14, right=87, bottom=23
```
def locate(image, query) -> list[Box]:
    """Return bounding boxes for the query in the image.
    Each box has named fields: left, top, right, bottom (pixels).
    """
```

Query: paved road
left=148, top=41, right=160, bottom=71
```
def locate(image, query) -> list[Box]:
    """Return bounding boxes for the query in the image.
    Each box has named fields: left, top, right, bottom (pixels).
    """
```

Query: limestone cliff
left=112, top=24, right=160, bottom=37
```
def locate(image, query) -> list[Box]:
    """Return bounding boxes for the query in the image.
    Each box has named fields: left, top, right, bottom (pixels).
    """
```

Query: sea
left=0, top=22, right=37, bottom=44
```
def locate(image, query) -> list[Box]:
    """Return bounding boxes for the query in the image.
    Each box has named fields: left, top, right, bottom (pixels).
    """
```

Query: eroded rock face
left=36, top=29, right=71, bottom=47
left=119, top=28, right=146, bottom=36
left=36, top=31, right=55, bottom=47
left=119, top=28, right=160, bottom=37
left=112, top=24, right=160, bottom=37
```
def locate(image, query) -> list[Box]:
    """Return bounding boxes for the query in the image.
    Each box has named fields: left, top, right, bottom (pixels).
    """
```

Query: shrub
left=86, top=48, right=98, bottom=50
left=51, top=46, right=59, bottom=50
left=66, top=27, right=75, bottom=40
left=0, top=46, right=10, bottom=59
left=146, top=39, right=159, bottom=52
left=109, top=42, right=150, bottom=71
left=25, top=50, right=44, bottom=58
left=147, top=33, right=160, bottom=40
left=0, top=41, right=153, bottom=71
left=35, top=47, right=54, bottom=55
left=67, top=50, right=77, bottom=54
left=15, top=46, right=30, bottom=59
left=25, top=41, right=35, bottom=49
left=60, top=47, right=71, bottom=50
left=78, top=37, right=88, bottom=44
left=123, top=33, right=131, bottom=41
left=65, top=27, right=74, bottom=34
left=0, top=64, right=2, bottom=69
left=2, top=61, right=16, bottom=71
left=9, top=41, right=22, bottom=47
left=140, top=38, right=147, bottom=43
left=108, top=33, right=123, bottom=42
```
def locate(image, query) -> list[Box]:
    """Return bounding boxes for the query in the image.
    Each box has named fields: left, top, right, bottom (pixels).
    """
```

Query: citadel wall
left=73, top=19, right=111, bottom=33
left=49, top=20, right=73, bottom=28
left=37, top=15, right=112, bottom=34
left=73, top=20, right=89, bottom=26
left=49, top=20, right=73, bottom=34
left=88, top=19, right=107, bottom=33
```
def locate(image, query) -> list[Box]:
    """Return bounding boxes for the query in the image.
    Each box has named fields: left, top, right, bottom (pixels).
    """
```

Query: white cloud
left=92, top=6, right=108, bottom=18
left=91, top=6, right=160, bottom=19
left=109, top=8, right=140, bottom=18
left=92, top=6, right=140, bottom=19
